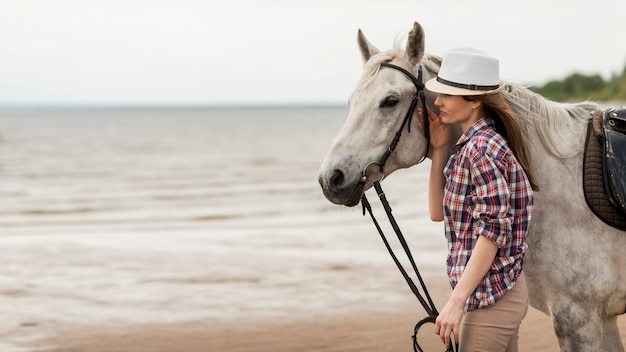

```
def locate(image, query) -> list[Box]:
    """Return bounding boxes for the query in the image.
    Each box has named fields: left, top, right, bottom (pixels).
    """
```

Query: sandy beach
left=3, top=185, right=624, bottom=352
left=35, top=287, right=626, bottom=352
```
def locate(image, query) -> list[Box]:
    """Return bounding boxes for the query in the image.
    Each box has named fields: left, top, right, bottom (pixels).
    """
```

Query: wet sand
left=6, top=224, right=621, bottom=352
left=42, top=292, right=626, bottom=352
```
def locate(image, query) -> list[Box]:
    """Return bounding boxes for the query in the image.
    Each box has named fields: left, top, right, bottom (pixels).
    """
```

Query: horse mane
left=362, top=40, right=444, bottom=88
left=361, top=41, right=405, bottom=88
left=500, top=83, right=599, bottom=158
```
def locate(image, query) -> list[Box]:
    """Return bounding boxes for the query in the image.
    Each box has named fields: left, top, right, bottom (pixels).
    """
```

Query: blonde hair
left=464, top=93, right=540, bottom=191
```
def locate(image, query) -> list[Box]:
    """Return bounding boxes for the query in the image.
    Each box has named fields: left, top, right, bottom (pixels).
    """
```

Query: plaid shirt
left=443, top=117, right=533, bottom=312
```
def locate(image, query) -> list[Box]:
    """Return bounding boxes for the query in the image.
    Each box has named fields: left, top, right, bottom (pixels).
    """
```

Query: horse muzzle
left=318, top=168, right=366, bottom=207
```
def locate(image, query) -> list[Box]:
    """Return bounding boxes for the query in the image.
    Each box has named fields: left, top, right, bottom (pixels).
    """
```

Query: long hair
left=464, top=93, right=540, bottom=191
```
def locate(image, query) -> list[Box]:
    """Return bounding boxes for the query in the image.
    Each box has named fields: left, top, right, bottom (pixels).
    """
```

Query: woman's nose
left=434, top=94, right=443, bottom=106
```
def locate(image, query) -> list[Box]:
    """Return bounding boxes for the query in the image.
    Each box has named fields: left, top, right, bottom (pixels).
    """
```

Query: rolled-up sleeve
left=469, top=155, right=512, bottom=248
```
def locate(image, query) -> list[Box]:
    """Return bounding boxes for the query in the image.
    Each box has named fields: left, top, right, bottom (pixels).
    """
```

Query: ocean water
left=0, top=107, right=448, bottom=350
left=1, top=107, right=342, bottom=235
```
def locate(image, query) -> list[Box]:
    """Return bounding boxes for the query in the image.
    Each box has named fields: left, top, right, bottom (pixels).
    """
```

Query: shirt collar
left=454, top=117, right=495, bottom=148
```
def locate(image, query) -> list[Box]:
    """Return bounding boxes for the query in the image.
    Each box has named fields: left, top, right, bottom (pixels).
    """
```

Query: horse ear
left=405, top=22, right=425, bottom=66
left=357, top=29, right=380, bottom=63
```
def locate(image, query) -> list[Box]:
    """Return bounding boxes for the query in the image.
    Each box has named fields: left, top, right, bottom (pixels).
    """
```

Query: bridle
left=360, top=62, right=457, bottom=352
left=364, top=62, right=430, bottom=179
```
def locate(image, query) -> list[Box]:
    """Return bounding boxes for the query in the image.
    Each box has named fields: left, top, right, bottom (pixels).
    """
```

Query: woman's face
left=434, top=94, right=482, bottom=131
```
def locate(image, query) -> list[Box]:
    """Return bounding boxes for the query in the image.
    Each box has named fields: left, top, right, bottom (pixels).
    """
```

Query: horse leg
left=602, top=315, right=625, bottom=352
left=551, top=303, right=604, bottom=352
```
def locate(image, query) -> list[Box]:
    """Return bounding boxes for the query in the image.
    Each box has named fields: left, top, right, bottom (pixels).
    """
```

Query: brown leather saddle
left=583, top=106, right=626, bottom=231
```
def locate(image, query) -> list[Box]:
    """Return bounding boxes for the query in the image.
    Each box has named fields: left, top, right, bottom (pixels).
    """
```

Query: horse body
left=520, top=101, right=626, bottom=350
left=318, top=22, right=626, bottom=351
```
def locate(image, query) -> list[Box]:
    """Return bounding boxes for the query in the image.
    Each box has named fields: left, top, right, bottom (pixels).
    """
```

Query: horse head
left=318, top=22, right=441, bottom=206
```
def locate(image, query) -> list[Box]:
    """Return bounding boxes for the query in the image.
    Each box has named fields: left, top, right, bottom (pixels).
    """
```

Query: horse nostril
left=330, top=169, right=345, bottom=189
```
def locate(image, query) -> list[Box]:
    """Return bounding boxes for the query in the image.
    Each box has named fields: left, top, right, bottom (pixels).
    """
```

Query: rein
left=360, top=62, right=457, bottom=352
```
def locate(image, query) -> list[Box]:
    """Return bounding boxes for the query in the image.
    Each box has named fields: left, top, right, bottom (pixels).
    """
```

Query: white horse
left=318, top=22, right=626, bottom=351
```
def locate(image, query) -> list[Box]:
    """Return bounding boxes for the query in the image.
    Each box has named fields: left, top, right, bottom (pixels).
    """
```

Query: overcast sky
left=1, top=0, right=625, bottom=106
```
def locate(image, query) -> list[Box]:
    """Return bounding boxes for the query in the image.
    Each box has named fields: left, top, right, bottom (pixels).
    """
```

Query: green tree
left=529, top=63, right=626, bottom=102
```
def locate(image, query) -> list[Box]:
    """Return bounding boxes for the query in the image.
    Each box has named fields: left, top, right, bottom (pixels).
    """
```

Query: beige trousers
left=460, top=272, right=529, bottom=352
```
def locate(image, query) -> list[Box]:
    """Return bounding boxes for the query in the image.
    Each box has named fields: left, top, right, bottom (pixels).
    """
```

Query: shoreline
left=42, top=306, right=625, bottom=352
left=37, top=280, right=625, bottom=352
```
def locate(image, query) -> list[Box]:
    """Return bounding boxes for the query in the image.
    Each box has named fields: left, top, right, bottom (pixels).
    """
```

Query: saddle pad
left=583, top=120, right=626, bottom=231
left=603, top=108, right=626, bottom=212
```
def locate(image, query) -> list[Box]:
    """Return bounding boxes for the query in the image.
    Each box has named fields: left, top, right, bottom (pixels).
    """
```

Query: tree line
left=529, top=63, right=626, bottom=102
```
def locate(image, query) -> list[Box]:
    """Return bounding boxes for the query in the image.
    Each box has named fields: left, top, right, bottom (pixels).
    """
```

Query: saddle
left=583, top=107, right=626, bottom=230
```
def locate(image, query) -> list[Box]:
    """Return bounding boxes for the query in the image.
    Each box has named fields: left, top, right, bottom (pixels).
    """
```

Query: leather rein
left=360, top=62, right=457, bottom=352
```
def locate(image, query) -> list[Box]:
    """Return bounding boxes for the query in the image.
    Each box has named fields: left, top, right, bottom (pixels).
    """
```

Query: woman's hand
left=418, top=107, right=452, bottom=150
left=421, top=106, right=452, bottom=222
left=434, top=296, right=464, bottom=349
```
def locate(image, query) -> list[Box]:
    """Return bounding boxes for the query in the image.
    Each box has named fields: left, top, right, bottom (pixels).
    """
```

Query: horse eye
left=380, top=95, right=399, bottom=108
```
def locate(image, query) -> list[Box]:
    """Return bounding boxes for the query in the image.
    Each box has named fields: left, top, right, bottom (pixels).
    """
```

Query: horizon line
left=0, top=102, right=349, bottom=112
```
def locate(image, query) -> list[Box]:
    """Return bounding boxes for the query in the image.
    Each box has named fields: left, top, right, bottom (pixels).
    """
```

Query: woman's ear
left=471, top=100, right=482, bottom=110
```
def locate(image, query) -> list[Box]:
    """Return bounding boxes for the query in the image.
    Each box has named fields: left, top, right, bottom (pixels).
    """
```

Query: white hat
left=425, top=47, right=503, bottom=96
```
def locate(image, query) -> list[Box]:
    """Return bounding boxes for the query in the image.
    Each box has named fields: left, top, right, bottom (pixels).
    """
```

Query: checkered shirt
left=443, top=117, right=534, bottom=312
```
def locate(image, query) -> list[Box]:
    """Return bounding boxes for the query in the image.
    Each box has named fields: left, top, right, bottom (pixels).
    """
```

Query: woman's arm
left=419, top=107, right=453, bottom=222
left=428, top=147, right=448, bottom=221
left=434, top=235, right=498, bottom=349
left=448, top=235, right=498, bottom=306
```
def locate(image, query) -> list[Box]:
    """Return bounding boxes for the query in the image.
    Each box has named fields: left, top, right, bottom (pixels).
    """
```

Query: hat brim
left=425, top=77, right=504, bottom=96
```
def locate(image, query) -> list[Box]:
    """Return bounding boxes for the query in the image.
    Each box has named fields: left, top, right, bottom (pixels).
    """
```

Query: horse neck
left=502, top=84, right=599, bottom=159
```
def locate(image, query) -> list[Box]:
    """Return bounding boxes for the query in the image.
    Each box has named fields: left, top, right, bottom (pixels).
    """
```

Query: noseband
left=360, top=63, right=456, bottom=352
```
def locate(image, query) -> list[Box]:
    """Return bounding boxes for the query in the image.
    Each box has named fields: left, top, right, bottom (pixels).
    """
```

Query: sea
left=0, top=106, right=448, bottom=350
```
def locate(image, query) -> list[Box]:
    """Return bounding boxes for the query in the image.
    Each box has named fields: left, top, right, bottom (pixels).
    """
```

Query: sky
left=1, top=0, right=625, bottom=107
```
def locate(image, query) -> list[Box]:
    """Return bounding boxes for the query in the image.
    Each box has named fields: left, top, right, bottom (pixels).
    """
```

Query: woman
left=421, top=47, right=538, bottom=351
